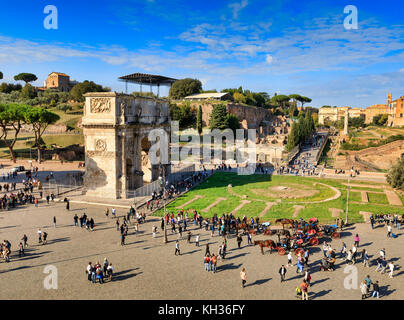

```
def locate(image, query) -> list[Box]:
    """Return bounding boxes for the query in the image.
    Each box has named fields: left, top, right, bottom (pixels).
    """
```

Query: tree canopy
left=24, top=107, right=60, bottom=162
left=387, top=157, right=404, bottom=190
left=209, top=103, right=229, bottom=130
left=0, top=71, right=3, bottom=80
left=69, top=80, right=108, bottom=102
left=169, top=78, right=202, bottom=100
left=14, top=73, right=38, bottom=84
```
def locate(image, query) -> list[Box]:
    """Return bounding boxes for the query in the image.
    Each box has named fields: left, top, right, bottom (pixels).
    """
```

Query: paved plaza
left=0, top=199, right=402, bottom=300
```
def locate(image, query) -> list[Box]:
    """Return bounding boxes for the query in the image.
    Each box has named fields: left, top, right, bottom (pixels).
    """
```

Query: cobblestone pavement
left=0, top=201, right=402, bottom=300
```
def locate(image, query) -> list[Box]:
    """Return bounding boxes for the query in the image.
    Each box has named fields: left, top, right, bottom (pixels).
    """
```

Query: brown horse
left=275, top=219, right=295, bottom=230
left=253, top=240, right=277, bottom=254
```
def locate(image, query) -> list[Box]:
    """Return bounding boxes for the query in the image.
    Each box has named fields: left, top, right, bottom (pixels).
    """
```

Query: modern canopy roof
left=118, top=73, right=178, bottom=86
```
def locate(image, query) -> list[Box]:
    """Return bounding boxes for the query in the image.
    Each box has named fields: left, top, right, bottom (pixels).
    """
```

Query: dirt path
left=360, top=191, right=368, bottom=203
left=231, top=200, right=251, bottom=214
left=329, top=208, right=344, bottom=218
left=176, top=195, right=204, bottom=209
left=384, top=190, right=403, bottom=206
left=292, top=205, right=305, bottom=218
left=259, top=202, right=277, bottom=217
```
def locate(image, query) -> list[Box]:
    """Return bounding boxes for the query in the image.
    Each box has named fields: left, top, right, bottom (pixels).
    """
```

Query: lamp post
left=345, top=173, right=350, bottom=225
left=159, top=165, right=168, bottom=244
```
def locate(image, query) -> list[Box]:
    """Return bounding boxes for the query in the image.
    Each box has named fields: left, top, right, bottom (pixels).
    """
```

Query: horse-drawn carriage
left=317, top=224, right=340, bottom=239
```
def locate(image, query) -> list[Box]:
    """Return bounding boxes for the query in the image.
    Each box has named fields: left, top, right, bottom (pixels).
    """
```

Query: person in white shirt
left=387, top=224, right=392, bottom=238
left=195, top=235, right=200, bottom=247
left=380, top=249, right=386, bottom=259
left=107, top=263, right=114, bottom=280
left=388, top=262, right=394, bottom=278
left=287, top=252, right=293, bottom=267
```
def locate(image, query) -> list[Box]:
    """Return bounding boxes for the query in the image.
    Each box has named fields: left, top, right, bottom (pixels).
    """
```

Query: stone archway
left=82, top=92, right=171, bottom=199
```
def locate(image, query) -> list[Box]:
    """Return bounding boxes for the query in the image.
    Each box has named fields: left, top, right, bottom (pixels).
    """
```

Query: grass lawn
left=349, top=191, right=363, bottom=202
left=367, top=192, right=389, bottom=205
left=154, top=172, right=404, bottom=224
left=0, top=133, right=83, bottom=160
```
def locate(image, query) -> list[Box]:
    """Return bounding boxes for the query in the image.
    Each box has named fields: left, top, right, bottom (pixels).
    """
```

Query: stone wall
left=188, top=101, right=272, bottom=129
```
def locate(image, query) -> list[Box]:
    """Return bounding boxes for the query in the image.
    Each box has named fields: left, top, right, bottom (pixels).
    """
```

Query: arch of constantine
left=82, top=92, right=170, bottom=199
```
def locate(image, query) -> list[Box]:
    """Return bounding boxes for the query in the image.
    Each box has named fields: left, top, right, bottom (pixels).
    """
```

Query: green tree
left=271, top=95, right=290, bottom=108
left=57, top=103, right=73, bottom=113
left=286, top=121, right=299, bottom=151
left=0, top=71, right=3, bottom=80
left=169, top=78, right=202, bottom=100
left=170, top=102, right=196, bottom=129
left=386, top=157, right=404, bottom=190
left=209, top=103, right=229, bottom=130
left=24, top=107, right=60, bottom=163
left=196, top=105, right=203, bottom=135
left=233, top=92, right=246, bottom=104
left=20, top=83, right=37, bottom=99
left=298, top=96, right=312, bottom=108
left=0, top=83, right=22, bottom=94
left=69, top=80, right=106, bottom=102
left=289, top=94, right=302, bottom=108
left=14, top=73, right=38, bottom=84
left=227, top=114, right=240, bottom=133
left=0, top=103, right=28, bottom=162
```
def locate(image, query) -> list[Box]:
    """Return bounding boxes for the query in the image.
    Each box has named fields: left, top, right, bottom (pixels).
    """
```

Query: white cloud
left=228, top=0, right=248, bottom=19
left=265, top=54, right=273, bottom=64
left=400, top=68, right=404, bottom=72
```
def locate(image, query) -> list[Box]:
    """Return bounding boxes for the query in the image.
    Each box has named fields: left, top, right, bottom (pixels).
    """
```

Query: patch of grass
left=154, top=172, right=404, bottom=224
left=349, top=191, right=363, bottom=202
left=367, top=192, right=389, bottom=205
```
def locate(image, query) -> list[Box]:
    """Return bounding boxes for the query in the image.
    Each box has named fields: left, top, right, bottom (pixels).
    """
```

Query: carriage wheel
left=295, top=248, right=304, bottom=256
left=309, top=237, right=319, bottom=246
left=278, top=248, right=286, bottom=256
left=332, top=232, right=340, bottom=239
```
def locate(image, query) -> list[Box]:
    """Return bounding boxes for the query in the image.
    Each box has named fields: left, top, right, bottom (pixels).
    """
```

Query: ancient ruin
left=82, top=92, right=170, bottom=199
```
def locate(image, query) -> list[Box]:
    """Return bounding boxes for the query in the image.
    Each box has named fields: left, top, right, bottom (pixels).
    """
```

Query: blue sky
left=0, top=0, right=403, bottom=108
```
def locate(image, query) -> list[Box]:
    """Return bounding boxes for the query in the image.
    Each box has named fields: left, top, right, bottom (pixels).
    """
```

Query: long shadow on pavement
left=310, top=289, right=332, bottom=299
left=247, top=277, right=272, bottom=287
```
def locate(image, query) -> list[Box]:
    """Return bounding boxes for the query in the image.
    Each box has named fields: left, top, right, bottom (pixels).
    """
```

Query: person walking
left=42, top=231, right=48, bottom=245
left=300, top=280, right=309, bottom=300
left=371, top=281, right=380, bottom=299
left=237, top=234, right=242, bottom=249
left=53, top=216, right=56, bottom=228
left=205, top=244, right=210, bottom=256
left=204, top=254, right=210, bottom=271
left=240, top=268, right=247, bottom=288
left=18, top=242, right=24, bottom=257
left=354, top=234, right=360, bottom=247
left=279, top=265, right=287, bottom=282
left=38, top=228, right=42, bottom=243
left=120, top=233, right=125, bottom=246
left=112, top=208, right=116, bottom=218
left=21, top=234, right=28, bottom=247
left=387, top=224, right=392, bottom=238
left=175, top=240, right=181, bottom=256
left=247, top=232, right=252, bottom=245
left=363, top=249, right=370, bottom=267
left=211, top=254, right=217, bottom=273
left=304, top=270, right=311, bottom=286
left=323, top=242, right=329, bottom=258
left=287, top=252, right=293, bottom=267
left=195, top=234, right=200, bottom=247
left=388, top=261, right=394, bottom=278
left=360, top=281, right=368, bottom=299
left=364, top=275, right=372, bottom=297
